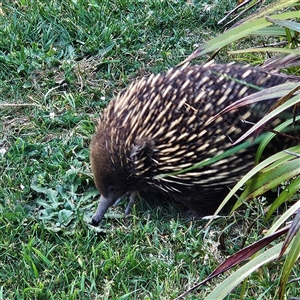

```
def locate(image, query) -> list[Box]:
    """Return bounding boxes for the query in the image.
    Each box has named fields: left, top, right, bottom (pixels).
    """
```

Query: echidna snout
left=90, top=62, right=299, bottom=225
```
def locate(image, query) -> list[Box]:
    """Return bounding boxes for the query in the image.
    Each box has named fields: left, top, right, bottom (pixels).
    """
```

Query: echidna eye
left=107, top=185, right=116, bottom=194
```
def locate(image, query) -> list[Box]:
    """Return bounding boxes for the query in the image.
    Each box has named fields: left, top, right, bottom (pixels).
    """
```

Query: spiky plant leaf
left=178, top=1, right=300, bottom=298
left=205, top=146, right=300, bottom=217
left=203, top=242, right=288, bottom=300
left=181, top=6, right=299, bottom=64
left=175, top=228, right=289, bottom=300
left=231, top=146, right=300, bottom=211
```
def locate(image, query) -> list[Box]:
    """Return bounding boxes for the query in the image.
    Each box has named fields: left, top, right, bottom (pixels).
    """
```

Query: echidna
left=90, top=62, right=299, bottom=225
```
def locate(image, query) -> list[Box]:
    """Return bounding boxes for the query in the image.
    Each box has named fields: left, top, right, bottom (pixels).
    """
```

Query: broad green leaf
left=31, top=186, right=58, bottom=203
left=251, top=27, right=293, bottom=36
left=241, top=159, right=300, bottom=200
left=266, top=17, right=300, bottom=32
left=262, top=149, right=300, bottom=172
left=255, top=116, right=300, bottom=163
left=267, top=200, right=300, bottom=234
left=266, top=178, right=300, bottom=220
left=2, top=212, right=22, bottom=221
left=221, top=146, right=300, bottom=214
left=58, top=209, right=74, bottom=226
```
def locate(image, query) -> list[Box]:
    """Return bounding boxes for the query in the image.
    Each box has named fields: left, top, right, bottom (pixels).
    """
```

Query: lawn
left=0, top=0, right=299, bottom=299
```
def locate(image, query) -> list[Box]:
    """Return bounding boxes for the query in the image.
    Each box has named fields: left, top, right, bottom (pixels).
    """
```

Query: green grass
left=0, top=0, right=299, bottom=299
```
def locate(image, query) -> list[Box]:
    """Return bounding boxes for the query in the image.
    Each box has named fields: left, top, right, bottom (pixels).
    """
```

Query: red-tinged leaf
left=279, top=208, right=300, bottom=258
left=206, top=82, right=299, bottom=126
left=262, top=53, right=300, bottom=70
left=233, top=93, right=300, bottom=145
left=278, top=217, right=300, bottom=300
left=217, top=0, right=255, bottom=26
left=209, top=226, right=289, bottom=277
left=175, top=226, right=290, bottom=300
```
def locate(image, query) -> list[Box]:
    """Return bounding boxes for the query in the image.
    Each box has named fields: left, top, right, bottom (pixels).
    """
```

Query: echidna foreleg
left=124, top=192, right=137, bottom=215
left=113, top=197, right=123, bottom=207
left=91, top=192, right=137, bottom=226
left=113, top=192, right=131, bottom=207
